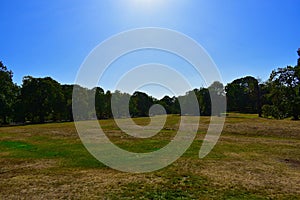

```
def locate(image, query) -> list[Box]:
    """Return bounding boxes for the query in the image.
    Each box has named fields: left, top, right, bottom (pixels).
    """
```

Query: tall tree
left=94, top=87, right=106, bottom=119
left=21, top=76, right=64, bottom=123
left=178, top=90, right=199, bottom=116
left=103, top=90, right=112, bottom=119
left=158, top=95, right=174, bottom=114
left=61, top=84, right=74, bottom=121
left=194, top=88, right=211, bottom=116
left=208, top=81, right=226, bottom=116
left=226, top=76, right=259, bottom=114
left=0, top=61, right=17, bottom=124
left=268, top=66, right=300, bottom=119
left=111, top=90, right=131, bottom=118
left=72, top=85, right=90, bottom=121
left=261, top=49, right=300, bottom=119
left=130, top=91, right=154, bottom=117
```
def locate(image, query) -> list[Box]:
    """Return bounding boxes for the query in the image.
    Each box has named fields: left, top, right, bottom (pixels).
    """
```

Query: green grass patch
left=0, top=136, right=105, bottom=169
left=0, top=140, right=36, bottom=151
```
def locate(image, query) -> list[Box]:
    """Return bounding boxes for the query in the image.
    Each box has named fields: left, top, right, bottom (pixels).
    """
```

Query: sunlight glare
left=129, top=0, right=166, bottom=12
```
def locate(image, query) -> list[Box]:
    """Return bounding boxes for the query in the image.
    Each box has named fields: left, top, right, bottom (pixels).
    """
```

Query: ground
left=0, top=113, right=299, bottom=199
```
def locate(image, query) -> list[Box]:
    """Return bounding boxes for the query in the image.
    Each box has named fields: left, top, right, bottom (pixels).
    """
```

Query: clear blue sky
left=1, top=0, right=299, bottom=97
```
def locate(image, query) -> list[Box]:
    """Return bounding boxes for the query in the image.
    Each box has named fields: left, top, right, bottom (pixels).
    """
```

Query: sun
left=129, top=0, right=166, bottom=12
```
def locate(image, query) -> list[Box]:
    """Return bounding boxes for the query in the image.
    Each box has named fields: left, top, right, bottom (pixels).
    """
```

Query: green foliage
left=130, top=91, right=155, bottom=117
left=0, top=61, right=18, bottom=124
left=21, top=76, right=65, bottom=123
left=261, top=104, right=283, bottom=119
left=111, top=90, right=131, bottom=118
left=226, top=76, right=259, bottom=114
left=265, top=62, right=300, bottom=119
left=208, top=81, right=226, bottom=116
left=194, top=87, right=211, bottom=116
left=1, top=48, right=300, bottom=124
left=157, top=95, right=180, bottom=114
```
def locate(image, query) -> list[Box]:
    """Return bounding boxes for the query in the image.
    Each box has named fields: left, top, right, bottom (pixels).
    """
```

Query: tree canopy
left=0, top=61, right=17, bottom=124
left=0, top=48, right=299, bottom=125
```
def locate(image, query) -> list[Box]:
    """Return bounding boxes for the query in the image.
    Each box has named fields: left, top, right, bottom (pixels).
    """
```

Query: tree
left=178, top=90, right=199, bottom=116
left=0, top=61, right=17, bottom=124
left=192, top=81, right=226, bottom=116
left=130, top=91, right=154, bottom=117
left=208, top=81, right=226, bottom=116
left=21, top=76, right=64, bottom=123
left=72, top=85, right=90, bottom=121
left=261, top=49, right=300, bottom=120
left=158, top=96, right=174, bottom=114
left=226, top=76, right=259, bottom=114
left=194, top=88, right=211, bottom=116
left=103, top=90, right=112, bottom=119
left=267, top=65, right=300, bottom=119
left=61, top=84, right=74, bottom=121
left=94, top=87, right=106, bottom=119
left=12, top=85, right=25, bottom=123
left=111, top=90, right=131, bottom=118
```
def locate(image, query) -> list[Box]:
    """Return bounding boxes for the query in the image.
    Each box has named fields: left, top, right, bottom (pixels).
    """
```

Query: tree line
left=0, top=49, right=299, bottom=125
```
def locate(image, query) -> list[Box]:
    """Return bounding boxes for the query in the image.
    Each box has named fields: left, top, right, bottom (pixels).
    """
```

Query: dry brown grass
left=0, top=114, right=299, bottom=199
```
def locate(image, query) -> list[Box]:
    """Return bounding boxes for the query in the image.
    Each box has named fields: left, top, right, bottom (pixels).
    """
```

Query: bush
left=262, top=104, right=284, bottom=119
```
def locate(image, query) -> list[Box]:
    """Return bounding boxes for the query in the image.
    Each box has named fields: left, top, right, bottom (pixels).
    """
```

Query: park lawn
left=0, top=114, right=299, bottom=199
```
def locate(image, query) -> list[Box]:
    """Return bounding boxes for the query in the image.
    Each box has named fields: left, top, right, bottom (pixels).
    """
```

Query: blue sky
left=1, top=0, right=299, bottom=97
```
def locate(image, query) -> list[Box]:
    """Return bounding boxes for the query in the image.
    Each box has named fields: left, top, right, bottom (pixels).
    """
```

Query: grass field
left=0, top=113, right=299, bottom=199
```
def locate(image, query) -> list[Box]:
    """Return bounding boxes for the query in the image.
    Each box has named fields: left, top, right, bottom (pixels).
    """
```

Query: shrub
left=262, top=104, right=284, bottom=119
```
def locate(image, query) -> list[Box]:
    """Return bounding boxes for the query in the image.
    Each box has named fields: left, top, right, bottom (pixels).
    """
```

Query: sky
left=1, top=0, right=300, bottom=98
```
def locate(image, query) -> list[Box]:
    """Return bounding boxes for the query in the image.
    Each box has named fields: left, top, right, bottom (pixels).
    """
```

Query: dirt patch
left=0, top=159, right=57, bottom=175
left=198, top=159, right=300, bottom=196
left=280, top=158, right=300, bottom=169
left=0, top=168, right=166, bottom=199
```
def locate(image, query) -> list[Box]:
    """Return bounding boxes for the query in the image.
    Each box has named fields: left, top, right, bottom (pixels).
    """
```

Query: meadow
left=0, top=113, right=299, bottom=199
